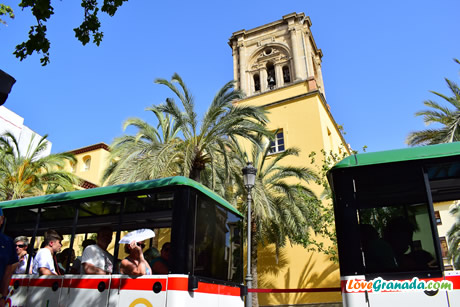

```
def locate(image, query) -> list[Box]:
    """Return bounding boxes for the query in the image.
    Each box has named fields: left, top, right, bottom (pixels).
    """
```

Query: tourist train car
left=1, top=176, right=245, bottom=307
left=328, top=142, right=460, bottom=306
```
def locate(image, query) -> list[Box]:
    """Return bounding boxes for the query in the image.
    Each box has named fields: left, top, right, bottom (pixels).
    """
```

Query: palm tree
left=447, top=203, right=460, bottom=269
left=407, top=59, right=460, bottom=146
left=152, top=73, right=269, bottom=184
left=230, top=135, right=319, bottom=307
left=102, top=106, right=181, bottom=185
left=0, top=132, right=80, bottom=200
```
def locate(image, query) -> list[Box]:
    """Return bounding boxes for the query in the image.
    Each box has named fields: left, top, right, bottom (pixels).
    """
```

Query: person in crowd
left=144, top=246, right=160, bottom=269
left=57, top=248, right=76, bottom=274
left=120, top=240, right=151, bottom=275
left=81, top=227, right=113, bottom=274
left=72, top=239, right=96, bottom=273
left=14, top=236, right=32, bottom=274
left=151, top=242, right=170, bottom=274
left=32, top=229, right=62, bottom=275
left=0, top=208, right=18, bottom=307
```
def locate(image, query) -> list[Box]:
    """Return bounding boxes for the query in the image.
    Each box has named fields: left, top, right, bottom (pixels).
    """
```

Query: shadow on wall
left=257, top=246, right=341, bottom=306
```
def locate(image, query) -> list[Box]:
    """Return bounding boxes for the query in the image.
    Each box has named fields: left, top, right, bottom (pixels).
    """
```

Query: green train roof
left=332, top=142, right=460, bottom=170
left=0, top=176, right=243, bottom=217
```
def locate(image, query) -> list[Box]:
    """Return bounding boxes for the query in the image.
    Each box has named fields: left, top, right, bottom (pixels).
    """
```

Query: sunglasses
left=136, top=243, right=145, bottom=249
left=16, top=244, right=26, bottom=248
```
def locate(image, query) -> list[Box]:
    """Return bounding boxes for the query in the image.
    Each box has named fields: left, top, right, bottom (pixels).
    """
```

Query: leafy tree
left=447, top=203, right=460, bottom=269
left=0, top=3, right=14, bottom=25
left=231, top=135, right=319, bottom=307
left=153, top=73, right=269, bottom=184
left=102, top=105, right=181, bottom=185
left=406, top=59, right=460, bottom=146
left=0, top=132, right=80, bottom=200
left=104, top=73, right=269, bottom=186
left=2, top=0, right=128, bottom=65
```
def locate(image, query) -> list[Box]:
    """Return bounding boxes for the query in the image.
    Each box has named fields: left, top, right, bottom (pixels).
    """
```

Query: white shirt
left=32, top=248, right=57, bottom=275
left=15, top=254, right=32, bottom=274
left=81, top=244, right=113, bottom=274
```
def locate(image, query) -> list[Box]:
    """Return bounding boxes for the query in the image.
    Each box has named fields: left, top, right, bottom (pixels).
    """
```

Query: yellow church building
left=229, top=13, right=349, bottom=306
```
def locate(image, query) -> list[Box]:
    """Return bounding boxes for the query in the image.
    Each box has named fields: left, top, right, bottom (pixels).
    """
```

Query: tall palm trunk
left=189, top=167, right=201, bottom=183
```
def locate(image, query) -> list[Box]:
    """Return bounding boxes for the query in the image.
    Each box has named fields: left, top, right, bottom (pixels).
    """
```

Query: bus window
left=352, top=163, right=442, bottom=278
left=193, top=192, right=242, bottom=283
left=359, top=204, right=439, bottom=274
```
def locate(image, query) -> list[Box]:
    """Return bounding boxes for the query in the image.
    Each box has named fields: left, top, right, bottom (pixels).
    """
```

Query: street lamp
left=242, top=162, right=257, bottom=307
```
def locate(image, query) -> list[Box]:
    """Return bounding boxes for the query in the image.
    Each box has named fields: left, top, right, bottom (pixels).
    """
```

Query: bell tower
left=228, top=14, right=348, bottom=306
left=229, top=12, right=325, bottom=97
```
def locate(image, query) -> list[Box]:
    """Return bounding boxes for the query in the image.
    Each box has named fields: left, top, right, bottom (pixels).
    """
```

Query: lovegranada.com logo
left=346, top=277, right=453, bottom=292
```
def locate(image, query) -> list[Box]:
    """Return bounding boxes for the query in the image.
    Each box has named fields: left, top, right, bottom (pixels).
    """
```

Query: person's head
left=14, top=236, right=29, bottom=256
left=82, top=239, right=96, bottom=249
left=384, top=217, right=415, bottom=255
left=161, top=242, right=170, bottom=260
left=96, top=227, right=112, bottom=250
left=124, top=241, right=146, bottom=255
left=144, top=247, right=160, bottom=262
left=44, top=229, right=63, bottom=254
left=58, top=248, right=75, bottom=264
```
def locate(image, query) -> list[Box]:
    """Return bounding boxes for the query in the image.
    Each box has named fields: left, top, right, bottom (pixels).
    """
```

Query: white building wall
left=0, top=106, right=52, bottom=158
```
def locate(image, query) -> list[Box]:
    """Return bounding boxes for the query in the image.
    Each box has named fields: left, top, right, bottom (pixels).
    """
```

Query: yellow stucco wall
left=434, top=201, right=458, bottom=268
left=65, top=144, right=111, bottom=186
left=236, top=81, right=348, bottom=305
left=435, top=201, right=457, bottom=238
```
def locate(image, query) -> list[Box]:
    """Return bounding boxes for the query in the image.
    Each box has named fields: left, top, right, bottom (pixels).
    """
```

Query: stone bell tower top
left=229, top=12, right=325, bottom=97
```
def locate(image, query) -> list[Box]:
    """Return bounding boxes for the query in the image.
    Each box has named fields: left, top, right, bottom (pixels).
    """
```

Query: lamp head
left=242, top=162, right=257, bottom=189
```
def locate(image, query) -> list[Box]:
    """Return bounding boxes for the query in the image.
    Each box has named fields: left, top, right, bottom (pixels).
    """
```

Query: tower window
left=82, top=156, right=91, bottom=172
left=267, top=63, right=276, bottom=89
left=439, top=237, right=448, bottom=259
left=283, top=66, right=291, bottom=83
left=253, top=74, right=260, bottom=92
left=269, top=130, right=285, bottom=154
left=434, top=211, right=442, bottom=225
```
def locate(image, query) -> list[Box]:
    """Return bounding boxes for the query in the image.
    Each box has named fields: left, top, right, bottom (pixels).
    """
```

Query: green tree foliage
left=306, top=149, right=349, bottom=263
left=2, top=0, right=128, bottom=65
left=447, top=203, right=460, bottom=269
left=104, top=73, right=269, bottom=185
left=0, top=132, right=80, bottom=200
left=407, top=59, right=460, bottom=146
left=153, top=73, right=269, bottom=183
left=0, top=4, right=14, bottom=24
left=102, top=106, right=181, bottom=185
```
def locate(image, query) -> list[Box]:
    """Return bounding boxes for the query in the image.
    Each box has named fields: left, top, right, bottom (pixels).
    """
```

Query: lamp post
left=242, top=162, right=257, bottom=307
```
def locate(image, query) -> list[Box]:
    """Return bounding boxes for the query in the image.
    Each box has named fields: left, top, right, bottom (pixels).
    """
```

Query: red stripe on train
left=11, top=276, right=241, bottom=296
left=167, top=277, right=240, bottom=296
left=118, top=278, right=167, bottom=291
left=445, top=275, right=460, bottom=289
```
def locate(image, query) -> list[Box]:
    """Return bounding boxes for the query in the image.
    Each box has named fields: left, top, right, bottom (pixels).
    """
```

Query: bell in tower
left=229, top=12, right=325, bottom=97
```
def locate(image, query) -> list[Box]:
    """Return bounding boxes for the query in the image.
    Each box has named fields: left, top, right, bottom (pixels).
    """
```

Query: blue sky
left=1, top=0, right=459, bottom=154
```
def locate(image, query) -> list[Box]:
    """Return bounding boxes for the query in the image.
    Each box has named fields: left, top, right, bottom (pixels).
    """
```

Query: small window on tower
left=434, top=211, right=442, bottom=225
left=82, top=156, right=91, bottom=171
left=283, top=66, right=291, bottom=83
left=267, top=63, right=276, bottom=89
left=269, top=130, right=285, bottom=154
left=253, top=74, right=260, bottom=92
